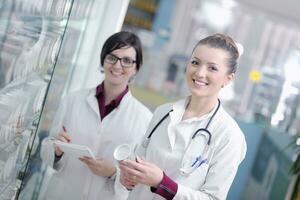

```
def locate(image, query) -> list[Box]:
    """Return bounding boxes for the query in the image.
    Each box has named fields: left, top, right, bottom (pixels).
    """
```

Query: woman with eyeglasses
left=41, top=31, right=152, bottom=200
left=119, top=33, right=247, bottom=200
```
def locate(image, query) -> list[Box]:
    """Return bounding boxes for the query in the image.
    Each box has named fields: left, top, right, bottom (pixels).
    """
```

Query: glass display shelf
left=0, top=0, right=124, bottom=199
left=0, top=0, right=75, bottom=199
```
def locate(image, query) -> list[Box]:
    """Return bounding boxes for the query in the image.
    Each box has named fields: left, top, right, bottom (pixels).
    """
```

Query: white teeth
left=193, top=79, right=207, bottom=86
left=111, top=71, right=122, bottom=76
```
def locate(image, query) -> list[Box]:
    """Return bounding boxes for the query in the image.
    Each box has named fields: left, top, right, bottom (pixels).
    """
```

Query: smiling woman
left=40, top=31, right=152, bottom=200
left=185, top=45, right=234, bottom=102
left=103, top=47, right=137, bottom=90
left=119, top=33, right=247, bottom=200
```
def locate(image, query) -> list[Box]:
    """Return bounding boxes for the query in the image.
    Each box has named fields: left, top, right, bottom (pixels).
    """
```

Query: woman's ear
left=100, top=66, right=104, bottom=73
left=224, top=73, right=234, bottom=87
left=133, top=66, right=138, bottom=76
left=129, top=69, right=138, bottom=83
left=128, top=75, right=136, bottom=83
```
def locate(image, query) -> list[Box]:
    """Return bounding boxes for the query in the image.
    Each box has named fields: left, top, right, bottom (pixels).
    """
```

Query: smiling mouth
left=193, top=79, right=208, bottom=86
left=111, top=70, right=123, bottom=76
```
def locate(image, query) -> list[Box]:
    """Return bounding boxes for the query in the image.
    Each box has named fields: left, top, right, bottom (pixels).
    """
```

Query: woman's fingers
left=54, top=145, right=64, bottom=156
left=123, top=175, right=137, bottom=185
left=122, top=159, right=148, bottom=173
left=81, top=158, right=116, bottom=177
left=120, top=159, right=163, bottom=187
left=120, top=168, right=138, bottom=188
left=120, top=162, right=141, bottom=176
left=59, top=131, right=71, bottom=142
left=135, top=156, right=152, bottom=167
left=79, top=156, right=97, bottom=166
left=54, top=130, right=71, bottom=156
left=120, top=173, right=136, bottom=189
left=120, top=161, right=148, bottom=184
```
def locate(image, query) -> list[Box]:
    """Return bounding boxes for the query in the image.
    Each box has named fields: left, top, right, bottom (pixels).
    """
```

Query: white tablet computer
left=54, top=141, right=96, bottom=159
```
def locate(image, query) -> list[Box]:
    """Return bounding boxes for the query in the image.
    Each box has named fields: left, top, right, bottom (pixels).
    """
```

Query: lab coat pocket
left=179, top=163, right=209, bottom=189
left=179, top=144, right=214, bottom=189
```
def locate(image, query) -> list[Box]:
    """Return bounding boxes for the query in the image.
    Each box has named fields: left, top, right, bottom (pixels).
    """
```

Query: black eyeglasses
left=104, top=54, right=136, bottom=68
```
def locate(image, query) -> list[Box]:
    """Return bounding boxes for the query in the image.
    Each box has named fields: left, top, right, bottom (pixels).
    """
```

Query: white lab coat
left=129, top=97, right=247, bottom=200
left=40, top=88, right=152, bottom=200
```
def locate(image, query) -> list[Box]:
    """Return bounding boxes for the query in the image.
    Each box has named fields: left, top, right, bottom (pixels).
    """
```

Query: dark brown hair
left=193, top=33, right=239, bottom=74
left=100, top=31, right=143, bottom=71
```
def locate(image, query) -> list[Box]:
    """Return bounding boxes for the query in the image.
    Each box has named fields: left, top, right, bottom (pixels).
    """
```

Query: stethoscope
left=142, top=99, right=221, bottom=175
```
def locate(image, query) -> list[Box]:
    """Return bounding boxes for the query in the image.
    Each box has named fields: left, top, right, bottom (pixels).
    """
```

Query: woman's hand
left=79, top=157, right=116, bottom=177
left=54, top=128, right=71, bottom=156
left=120, top=171, right=137, bottom=190
left=119, top=156, right=163, bottom=188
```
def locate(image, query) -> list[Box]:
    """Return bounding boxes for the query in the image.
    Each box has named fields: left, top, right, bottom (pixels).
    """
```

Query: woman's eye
left=122, top=57, right=133, bottom=64
left=107, top=55, right=117, bottom=61
left=191, top=60, right=199, bottom=66
left=209, top=65, right=218, bottom=71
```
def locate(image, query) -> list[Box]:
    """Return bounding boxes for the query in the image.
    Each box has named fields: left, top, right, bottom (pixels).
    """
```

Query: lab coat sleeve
left=40, top=96, right=69, bottom=169
left=134, top=106, right=163, bottom=158
left=173, top=129, right=247, bottom=200
left=112, top=165, right=130, bottom=199
left=113, top=102, right=153, bottom=198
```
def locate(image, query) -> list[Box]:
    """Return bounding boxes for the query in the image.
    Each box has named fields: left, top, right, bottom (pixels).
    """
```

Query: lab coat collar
left=170, top=96, right=221, bottom=123
left=86, top=89, right=101, bottom=121
left=169, top=98, right=188, bottom=124
left=168, top=97, right=221, bottom=149
left=86, top=88, right=132, bottom=122
left=167, top=97, right=189, bottom=149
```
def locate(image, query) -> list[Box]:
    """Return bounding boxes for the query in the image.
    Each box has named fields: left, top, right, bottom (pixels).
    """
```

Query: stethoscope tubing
left=142, top=99, right=221, bottom=175
left=147, top=99, right=220, bottom=145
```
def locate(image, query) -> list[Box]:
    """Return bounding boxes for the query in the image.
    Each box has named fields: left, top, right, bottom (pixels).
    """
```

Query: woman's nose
left=112, top=59, right=123, bottom=69
left=194, top=66, right=207, bottom=77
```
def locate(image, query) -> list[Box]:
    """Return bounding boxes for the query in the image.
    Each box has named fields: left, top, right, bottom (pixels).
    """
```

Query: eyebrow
left=191, top=56, right=200, bottom=60
left=109, top=53, right=134, bottom=59
left=192, top=56, right=218, bottom=66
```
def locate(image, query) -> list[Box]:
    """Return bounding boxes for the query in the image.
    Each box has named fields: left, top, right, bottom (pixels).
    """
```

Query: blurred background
left=1, top=0, right=300, bottom=199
